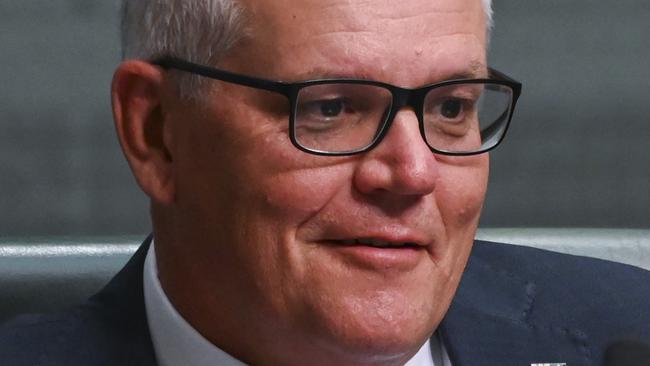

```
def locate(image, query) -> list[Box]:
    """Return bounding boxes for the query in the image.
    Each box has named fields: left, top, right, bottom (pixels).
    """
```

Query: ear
left=111, top=60, right=175, bottom=205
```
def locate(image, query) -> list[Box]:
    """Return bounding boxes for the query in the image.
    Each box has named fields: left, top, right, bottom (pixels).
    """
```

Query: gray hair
left=121, top=0, right=247, bottom=98
left=121, top=0, right=493, bottom=98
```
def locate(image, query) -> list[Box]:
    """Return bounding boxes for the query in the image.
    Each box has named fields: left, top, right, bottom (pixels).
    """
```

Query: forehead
left=229, top=0, right=488, bottom=85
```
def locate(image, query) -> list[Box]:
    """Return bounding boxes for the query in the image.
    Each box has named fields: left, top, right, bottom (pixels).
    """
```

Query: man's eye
left=427, top=97, right=475, bottom=124
left=318, top=99, right=344, bottom=118
left=440, top=99, right=463, bottom=119
left=296, top=97, right=352, bottom=132
left=299, top=98, right=351, bottom=121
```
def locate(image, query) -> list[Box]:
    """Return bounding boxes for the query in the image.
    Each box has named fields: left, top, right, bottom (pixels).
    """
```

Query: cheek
left=435, top=155, right=488, bottom=227
left=432, top=155, right=488, bottom=280
left=256, top=162, right=354, bottom=226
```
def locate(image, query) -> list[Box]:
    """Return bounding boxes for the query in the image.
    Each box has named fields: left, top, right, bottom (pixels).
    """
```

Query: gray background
left=1, top=1, right=649, bottom=237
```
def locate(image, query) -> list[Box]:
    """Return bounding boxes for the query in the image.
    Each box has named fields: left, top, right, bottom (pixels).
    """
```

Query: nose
left=353, top=109, right=439, bottom=196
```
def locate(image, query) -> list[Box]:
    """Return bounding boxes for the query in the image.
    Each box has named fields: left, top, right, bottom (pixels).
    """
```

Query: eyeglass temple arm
left=488, top=67, right=516, bottom=82
left=489, top=67, right=522, bottom=99
left=152, top=56, right=292, bottom=94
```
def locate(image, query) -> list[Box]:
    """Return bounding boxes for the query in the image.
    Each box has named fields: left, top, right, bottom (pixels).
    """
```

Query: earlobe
left=111, top=60, right=175, bottom=205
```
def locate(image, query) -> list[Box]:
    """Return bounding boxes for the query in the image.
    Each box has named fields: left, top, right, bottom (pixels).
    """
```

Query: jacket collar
left=90, top=235, right=157, bottom=365
left=439, top=241, right=592, bottom=366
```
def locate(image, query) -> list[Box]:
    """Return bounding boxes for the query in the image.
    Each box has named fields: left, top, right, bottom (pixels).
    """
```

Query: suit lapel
left=439, top=243, right=593, bottom=366
left=88, top=235, right=157, bottom=365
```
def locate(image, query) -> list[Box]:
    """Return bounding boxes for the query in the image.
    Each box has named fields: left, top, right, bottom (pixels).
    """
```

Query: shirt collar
left=143, top=240, right=246, bottom=366
left=143, top=241, right=443, bottom=366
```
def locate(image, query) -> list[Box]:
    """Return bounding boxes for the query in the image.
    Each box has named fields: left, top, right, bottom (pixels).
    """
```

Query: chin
left=306, top=288, right=437, bottom=365
left=318, top=325, right=431, bottom=366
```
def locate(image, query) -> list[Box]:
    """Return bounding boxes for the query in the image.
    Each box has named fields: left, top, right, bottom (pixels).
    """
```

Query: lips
left=321, top=236, right=429, bottom=272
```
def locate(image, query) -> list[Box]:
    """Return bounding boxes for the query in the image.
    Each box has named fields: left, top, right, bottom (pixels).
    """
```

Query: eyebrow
left=290, top=67, right=375, bottom=82
left=289, top=59, right=488, bottom=84
left=440, top=60, right=488, bottom=80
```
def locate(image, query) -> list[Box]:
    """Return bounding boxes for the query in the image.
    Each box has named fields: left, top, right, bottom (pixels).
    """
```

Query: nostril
left=352, top=153, right=438, bottom=197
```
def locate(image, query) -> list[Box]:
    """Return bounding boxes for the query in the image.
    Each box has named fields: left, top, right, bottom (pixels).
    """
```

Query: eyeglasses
left=153, top=57, right=522, bottom=156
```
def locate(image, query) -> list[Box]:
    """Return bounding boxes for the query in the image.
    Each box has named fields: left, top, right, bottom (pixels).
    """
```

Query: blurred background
left=1, top=1, right=649, bottom=237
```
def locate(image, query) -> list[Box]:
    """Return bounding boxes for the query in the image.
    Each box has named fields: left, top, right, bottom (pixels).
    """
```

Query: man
left=1, top=0, right=649, bottom=365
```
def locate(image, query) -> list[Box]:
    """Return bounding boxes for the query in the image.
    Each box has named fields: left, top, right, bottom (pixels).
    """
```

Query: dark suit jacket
left=1, top=237, right=649, bottom=365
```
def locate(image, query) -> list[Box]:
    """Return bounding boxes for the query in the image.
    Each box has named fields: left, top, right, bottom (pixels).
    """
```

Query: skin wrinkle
left=226, top=11, right=485, bottom=85
left=298, top=37, right=486, bottom=89
left=317, top=0, right=469, bottom=21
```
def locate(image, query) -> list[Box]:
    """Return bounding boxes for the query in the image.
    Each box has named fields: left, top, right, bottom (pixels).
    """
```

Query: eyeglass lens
left=293, top=82, right=513, bottom=154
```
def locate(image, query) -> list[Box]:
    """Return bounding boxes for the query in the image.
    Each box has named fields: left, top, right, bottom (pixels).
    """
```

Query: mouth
left=321, top=238, right=428, bottom=272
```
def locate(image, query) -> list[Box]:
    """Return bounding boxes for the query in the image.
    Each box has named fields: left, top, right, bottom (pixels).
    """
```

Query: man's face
left=162, top=0, right=488, bottom=363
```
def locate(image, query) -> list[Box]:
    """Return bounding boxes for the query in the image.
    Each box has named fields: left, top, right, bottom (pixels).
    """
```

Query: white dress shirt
left=143, top=242, right=451, bottom=366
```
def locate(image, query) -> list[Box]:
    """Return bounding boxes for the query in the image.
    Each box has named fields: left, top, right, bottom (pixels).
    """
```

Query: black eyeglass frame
left=153, top=56, right=522, bottom=156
